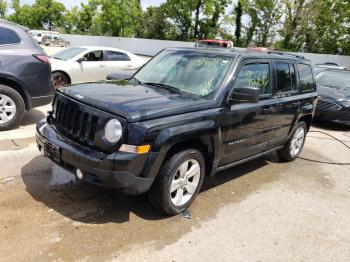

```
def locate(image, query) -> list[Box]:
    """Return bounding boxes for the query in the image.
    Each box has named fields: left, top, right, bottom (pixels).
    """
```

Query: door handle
left=99, top=64, right=106, bottom=68
left=293, top=102, right=301, bottom=107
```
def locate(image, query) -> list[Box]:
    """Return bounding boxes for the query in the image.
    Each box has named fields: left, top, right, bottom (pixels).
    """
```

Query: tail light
left=33, top=54, right=51, bottom=65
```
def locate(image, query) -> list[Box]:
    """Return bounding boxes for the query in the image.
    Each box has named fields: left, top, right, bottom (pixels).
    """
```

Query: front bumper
left=315, top=109, right=350, bottom=126
left=36, top=120, right=154, bottom=195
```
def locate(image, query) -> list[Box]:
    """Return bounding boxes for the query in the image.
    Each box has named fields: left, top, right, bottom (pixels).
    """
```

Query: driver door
left=73, top=50, right=107, bottom=83
left=220, top=60, right=275, bottom=165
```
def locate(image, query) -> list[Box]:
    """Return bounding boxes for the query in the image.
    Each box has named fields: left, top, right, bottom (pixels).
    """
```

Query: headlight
left=339, top=99, right=350, bottom=108
left=104, top=119, right=122, bottom=143
left=341, top=101, right=350, bottom=108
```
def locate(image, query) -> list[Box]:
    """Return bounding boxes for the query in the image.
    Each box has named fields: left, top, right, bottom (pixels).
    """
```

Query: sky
left=16, top=0, right=167, bottom=9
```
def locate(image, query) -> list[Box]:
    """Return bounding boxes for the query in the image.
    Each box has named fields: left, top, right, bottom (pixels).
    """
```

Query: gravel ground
left=0, top=105, right=349, bottom=261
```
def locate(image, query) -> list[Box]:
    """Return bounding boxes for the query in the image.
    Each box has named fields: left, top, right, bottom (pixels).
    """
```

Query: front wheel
left=148, top=149, right=205, bottom=215
left=278, top=121, right=308, bottom=162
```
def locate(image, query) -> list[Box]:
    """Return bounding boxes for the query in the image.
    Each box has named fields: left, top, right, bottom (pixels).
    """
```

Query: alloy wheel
left=0, top=94, right=16, bottom=124
left=170, top=159, right=201, bottom=207
left=290, top=126, right=305, bottom=158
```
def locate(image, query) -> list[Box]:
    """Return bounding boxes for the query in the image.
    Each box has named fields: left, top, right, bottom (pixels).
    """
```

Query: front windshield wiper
left=143, top=82, right=181, bottom=94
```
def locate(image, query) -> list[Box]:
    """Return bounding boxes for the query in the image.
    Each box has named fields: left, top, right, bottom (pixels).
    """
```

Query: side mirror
left=77, top=57, right=87, bottom=63
left=230, top=86, right=260, bottom=103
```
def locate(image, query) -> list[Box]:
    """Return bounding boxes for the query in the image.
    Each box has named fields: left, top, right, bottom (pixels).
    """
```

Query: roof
left=197, top=39, right=233, bottom=43
left=0, top=19, right=29, bottom=32
left=165, top=47, right=310, bottom=62
left=73, top=46, right=138, bottom=56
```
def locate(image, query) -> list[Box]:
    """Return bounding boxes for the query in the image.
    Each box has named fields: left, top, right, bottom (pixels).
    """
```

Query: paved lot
left=0, top=106, right=350, bottom=261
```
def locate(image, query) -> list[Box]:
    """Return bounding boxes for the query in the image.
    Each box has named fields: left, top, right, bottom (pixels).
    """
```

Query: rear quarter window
left=298, top=64, right=315, bottom=92
left=0, top=27, right=21, bottom=45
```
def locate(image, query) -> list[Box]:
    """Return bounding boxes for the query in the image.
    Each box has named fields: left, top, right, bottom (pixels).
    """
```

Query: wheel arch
left=0, top=76, right=30, bottom=110
left=142, top=121, right=221, bottom=179
left=298, top=114, right=313, bottom=131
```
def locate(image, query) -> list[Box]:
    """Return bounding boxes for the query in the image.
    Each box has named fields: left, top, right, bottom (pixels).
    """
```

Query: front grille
left=52, top=92, right=125, bottom=152
left=316, top=100, right=342, bottom=111
left=54, top=94, right=98, bottom=145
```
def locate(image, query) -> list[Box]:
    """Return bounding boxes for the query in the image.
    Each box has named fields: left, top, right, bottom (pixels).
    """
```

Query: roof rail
left=267, top=51, right=306, bottom=60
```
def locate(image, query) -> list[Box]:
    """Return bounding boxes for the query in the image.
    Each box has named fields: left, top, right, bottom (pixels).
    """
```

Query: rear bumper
left=36, top=120, right=154, bottom=195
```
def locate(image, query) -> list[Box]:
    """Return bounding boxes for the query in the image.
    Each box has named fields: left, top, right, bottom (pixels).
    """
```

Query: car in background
left=29, top=30, right=60, bottom=44
left=42, top=34, right=70, bottom=47
left=50, top=46, right=145, bottom=87
left=195, top=39, right=233, bottom=48
left=0, top=20, right=55, bottom=130
left=315, top=69, right=350, bottom=125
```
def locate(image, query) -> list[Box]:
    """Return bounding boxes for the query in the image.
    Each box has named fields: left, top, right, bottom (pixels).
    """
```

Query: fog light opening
left=76, top=169, right=84, bottom=180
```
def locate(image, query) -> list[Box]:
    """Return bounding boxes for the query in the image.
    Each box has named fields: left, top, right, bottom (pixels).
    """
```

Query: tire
left=0, top=85, right=25, bottom=131
left=52, top=72, right=69, bottom=88
left=148, top=149, right=205, bottom=215
left=278, top=121, right=308, bottom=162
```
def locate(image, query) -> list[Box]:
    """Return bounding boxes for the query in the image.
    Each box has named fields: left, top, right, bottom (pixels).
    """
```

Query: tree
left=165, top=0, right=230, bottom=40
left=234, top=0, right=243, bottom=46
left=95, top=0, right=141, bottom=37
left=242, top=0, right=283, bottom=47
left=0, top=0, right=7, bottom=19
left=138, top=4, right=174, bottom=39
left=8, top=0, right=65, bottom=30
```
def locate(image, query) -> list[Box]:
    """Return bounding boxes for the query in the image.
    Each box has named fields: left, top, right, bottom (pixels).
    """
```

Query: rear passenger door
left=220, top=60, right=275, bottom=165
left=103, top=50, right=133, bottom=75
left=267, top=61, right=300, bottom=148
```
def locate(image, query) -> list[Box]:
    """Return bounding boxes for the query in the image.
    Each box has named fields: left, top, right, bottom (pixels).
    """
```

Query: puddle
left=49, top=165, right=77, bottom=186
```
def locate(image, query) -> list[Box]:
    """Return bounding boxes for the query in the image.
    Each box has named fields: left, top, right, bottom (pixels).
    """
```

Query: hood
left=59, top=82, right=215, bottom=122
left=317, top=85, right=350, bottom=101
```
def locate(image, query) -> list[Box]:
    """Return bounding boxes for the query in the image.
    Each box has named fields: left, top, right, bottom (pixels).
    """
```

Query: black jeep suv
left=0, top=20, right=54, bottom=130
left=36, top=48, right=318, bottom=215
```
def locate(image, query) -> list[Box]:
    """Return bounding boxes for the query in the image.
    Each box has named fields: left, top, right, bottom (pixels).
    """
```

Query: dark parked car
left=36, top=48, right=318, bottom=215
left=0, top=20, right=55, bottom=130
left=315, top=69, right=350, bottom=125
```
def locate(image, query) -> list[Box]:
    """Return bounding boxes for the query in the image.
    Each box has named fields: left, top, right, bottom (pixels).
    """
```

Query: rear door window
left=298, top=64, right=315, bottom=92
left=275, top=63, right=297, bottom=93
left=0, top=27, right=21, bottom=45
left=104, top=51, right=131, bottom=61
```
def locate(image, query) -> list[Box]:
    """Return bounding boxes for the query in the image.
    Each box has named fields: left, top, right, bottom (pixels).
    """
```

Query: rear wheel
left=148, top=149, right=205, bottom=215
left=0, top=85, right=25, bottom=131
left=278, top=122, right=307, bottom=162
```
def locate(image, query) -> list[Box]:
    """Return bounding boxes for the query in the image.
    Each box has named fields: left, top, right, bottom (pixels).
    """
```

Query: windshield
left=316, top=71, right=350, bottom=89
left=134, top=50, right=233, bottom=97
left=52, top=47, right=86, bottom=61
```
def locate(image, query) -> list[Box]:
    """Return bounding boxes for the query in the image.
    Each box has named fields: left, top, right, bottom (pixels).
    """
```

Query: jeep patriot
left=36, top=48, right=318, bottom=215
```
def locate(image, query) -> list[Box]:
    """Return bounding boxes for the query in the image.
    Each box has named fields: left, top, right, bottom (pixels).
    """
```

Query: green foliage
left=96, top=0, right=141, bottom=37
left=0, top=0, right=7, bottom=19
left=2, top=0, right=350, bottom=55
left=8, top=0, right=65, bottom=30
